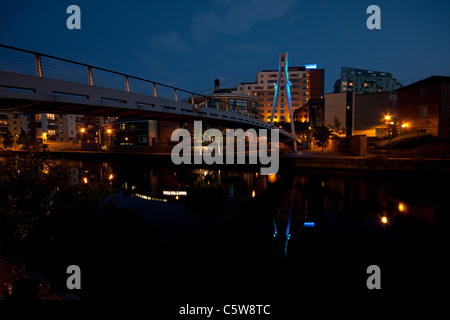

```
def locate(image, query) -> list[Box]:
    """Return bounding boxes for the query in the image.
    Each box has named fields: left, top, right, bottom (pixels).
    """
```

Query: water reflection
left=66, top=160, right=278, bottom=216
left=271, top=171, right=437, bottom=261
left=65, top=159, right=437, bottom=263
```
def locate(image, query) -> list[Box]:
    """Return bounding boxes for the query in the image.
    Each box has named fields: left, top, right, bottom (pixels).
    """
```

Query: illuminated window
left=48, top=129, right=56, bottom=136
left=47, top=113, right=55, bottom=120
left=35, top=114, right=42, bottom=120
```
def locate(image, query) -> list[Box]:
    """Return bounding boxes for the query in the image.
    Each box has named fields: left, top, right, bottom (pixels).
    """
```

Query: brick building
left=397, top=76, right=450, bottom=138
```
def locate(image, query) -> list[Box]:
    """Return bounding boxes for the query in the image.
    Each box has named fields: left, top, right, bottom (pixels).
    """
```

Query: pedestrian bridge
left=0, top=44, right=298, bottom=141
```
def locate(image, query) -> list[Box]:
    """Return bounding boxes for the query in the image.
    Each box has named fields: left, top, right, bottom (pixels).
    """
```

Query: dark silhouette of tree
left=312, top=125, right=331, bottom=152
left=2, top=129, right=14, bottom=149
left=328, top=117, right=347, bottom=138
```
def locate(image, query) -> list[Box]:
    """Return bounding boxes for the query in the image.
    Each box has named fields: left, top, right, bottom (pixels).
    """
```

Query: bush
left=0, top=152, right=107, bottom=256
left=377, top=133, right=436, bottom=149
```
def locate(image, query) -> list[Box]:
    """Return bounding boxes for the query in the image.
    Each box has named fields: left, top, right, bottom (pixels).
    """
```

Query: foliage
left=381, top=115, right=402, bottom=139
left=16, top=129, right=33, bottom=149
left=376, top=133, right=436, bottom=149
left=0, top=152, right=107, bottom=256
left=328, top=117, right=347, bottom=138
left=1, top=129, right=14, bottom=149
left=312, top=125, right=331, bottom=151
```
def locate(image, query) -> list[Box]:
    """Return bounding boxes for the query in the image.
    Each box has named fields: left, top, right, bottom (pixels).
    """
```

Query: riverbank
left=291, top=153, right=450, bottom=172
left=2, top=149, right=450, bottom=173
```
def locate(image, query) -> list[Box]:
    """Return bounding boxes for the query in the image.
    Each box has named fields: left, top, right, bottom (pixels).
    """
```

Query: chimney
left=214, top=79, right=220, bottom=92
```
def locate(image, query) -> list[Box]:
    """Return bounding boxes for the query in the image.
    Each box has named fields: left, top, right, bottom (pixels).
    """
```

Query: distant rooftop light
left=305, top=64, right=317, bottom=69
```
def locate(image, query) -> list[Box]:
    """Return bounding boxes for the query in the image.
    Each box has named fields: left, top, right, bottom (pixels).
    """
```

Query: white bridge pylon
left=269, top=53, right=297, bottom=151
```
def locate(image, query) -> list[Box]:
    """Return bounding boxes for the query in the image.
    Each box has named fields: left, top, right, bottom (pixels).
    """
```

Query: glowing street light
left=384, top=115, right=392, bottom=152
left=381, top=216, right=388, bottom=224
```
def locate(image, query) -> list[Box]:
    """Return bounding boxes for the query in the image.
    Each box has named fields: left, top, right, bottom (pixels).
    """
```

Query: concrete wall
left=353, top=92, right=391, bottom=137
left=325, top=92, right=392, bottom=138
left=324, top=93, right=347, bottom=128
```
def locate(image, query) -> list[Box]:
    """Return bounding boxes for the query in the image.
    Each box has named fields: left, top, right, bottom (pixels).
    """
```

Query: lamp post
left=106, top=128, right=112, bottom=146
left=384, top=115, right=391, bottom=154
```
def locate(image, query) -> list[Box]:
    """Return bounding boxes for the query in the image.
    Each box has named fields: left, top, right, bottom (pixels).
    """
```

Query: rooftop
left=398, top=76, right=450, bottom=90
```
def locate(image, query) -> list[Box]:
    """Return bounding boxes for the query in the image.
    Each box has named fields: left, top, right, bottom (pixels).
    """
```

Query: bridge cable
left=198, top=59, right=279, bottom=94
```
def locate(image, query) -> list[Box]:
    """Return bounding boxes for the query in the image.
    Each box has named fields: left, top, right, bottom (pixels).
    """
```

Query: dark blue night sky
left=1, top=0, right=449, bottom=94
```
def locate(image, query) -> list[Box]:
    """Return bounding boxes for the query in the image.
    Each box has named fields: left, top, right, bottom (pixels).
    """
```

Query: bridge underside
left=0, top=70, right=297, bottom=141
left=0, top=96, right=260, bottom=129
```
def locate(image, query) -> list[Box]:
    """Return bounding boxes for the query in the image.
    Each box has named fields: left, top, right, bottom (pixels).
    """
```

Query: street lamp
left=80, top=127, right=86, bottom=143
left=106, top=128, right=113, bottom=146
left=384, top=115, right=392, bottom=154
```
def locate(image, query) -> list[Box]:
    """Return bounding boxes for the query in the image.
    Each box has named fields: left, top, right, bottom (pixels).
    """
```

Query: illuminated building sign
left=305, top=64, right=317, bottom=69
left=163, top=191, right=187, bottom=196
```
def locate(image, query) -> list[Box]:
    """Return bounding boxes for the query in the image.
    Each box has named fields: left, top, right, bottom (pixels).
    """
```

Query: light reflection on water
left=68, top=159, right=437, bottom=251
left=2, top=156, right=442, bottom=300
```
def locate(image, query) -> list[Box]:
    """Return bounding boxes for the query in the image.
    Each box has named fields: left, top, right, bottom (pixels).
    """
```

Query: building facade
left=24, top=113, right=84, bottom=142
left=195, top=84, right=260, bottom=119
left=22, top=113, right=119, bottom=143
left=335, top=67, right=402, bottom=94
left=397, top=76, right=450, bottom=138
left=323, top=91, right=396, bottom=137
left=1, top=112, right=26, bottom=146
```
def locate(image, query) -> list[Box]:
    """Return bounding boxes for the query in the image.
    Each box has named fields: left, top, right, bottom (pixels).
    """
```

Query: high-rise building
left=335, top=67, right=402, bottom=94
left=232, top=65, right=324, bottom=123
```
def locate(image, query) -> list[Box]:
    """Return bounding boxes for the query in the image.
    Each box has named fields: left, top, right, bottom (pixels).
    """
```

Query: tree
left=0, top=152, right=108, bottom=255
left=2, top=129, right=14, bottom=149
left=328, top=117, right=347, bottom=138
left=382, top=115, right=401, bottom=141
left=312, top=125, right=331, bottom=152
left=16, top=128, right=32, bottom=149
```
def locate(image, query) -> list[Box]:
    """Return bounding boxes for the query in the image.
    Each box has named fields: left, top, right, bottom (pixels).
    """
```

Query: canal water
left=5, top=157, right=444, bottom=310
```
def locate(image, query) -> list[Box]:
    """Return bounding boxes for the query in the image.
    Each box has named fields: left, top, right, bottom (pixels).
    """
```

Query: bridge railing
left=0, top=44, right=269, bottom=123
left=0, top=44, right=204, bottom=103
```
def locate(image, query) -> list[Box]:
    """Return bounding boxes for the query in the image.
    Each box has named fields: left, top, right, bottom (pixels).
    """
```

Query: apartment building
left=334, top=67, right=402, bottom=94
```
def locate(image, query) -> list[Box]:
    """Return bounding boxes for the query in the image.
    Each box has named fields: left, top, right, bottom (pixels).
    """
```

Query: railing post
left=125, top=76, right=130, bottom=92
left=88, top=67, right=93, bottom=86
left=205, top=99, right=208, bottom=108
left=174, top=88, right=178, bottom=101
left=35, top=54, right=42, bottom=77
left=191, top=94, right=194, bottom=105
left=153, top=83, right=157, bottom=97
